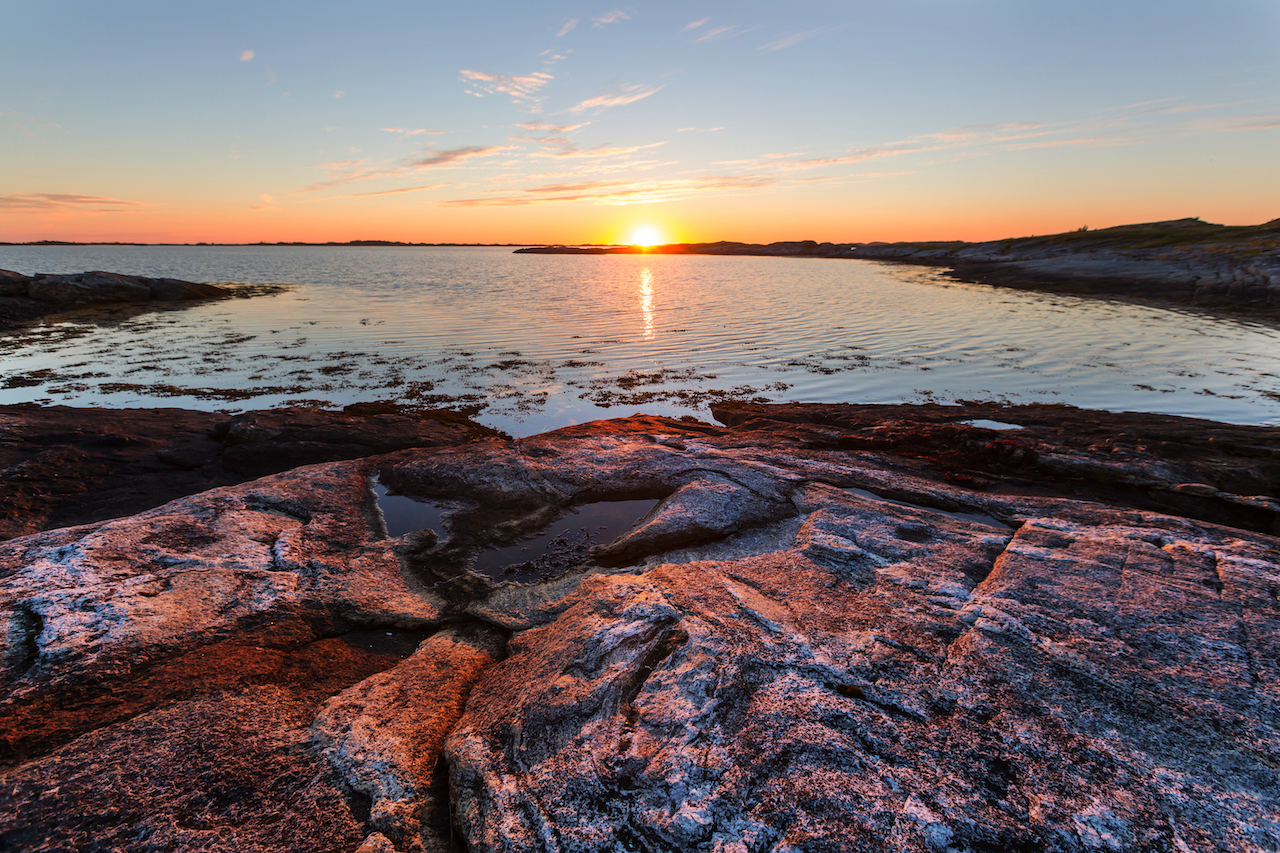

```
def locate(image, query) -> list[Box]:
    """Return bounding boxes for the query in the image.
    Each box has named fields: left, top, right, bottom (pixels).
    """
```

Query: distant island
left=519, top=218, right=1280, bottom=318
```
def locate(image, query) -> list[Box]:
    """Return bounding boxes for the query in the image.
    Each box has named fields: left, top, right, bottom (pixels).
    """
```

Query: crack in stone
left=938, top=520, right=1026, bottom=670
left=4, top=602, right=43, bottom=683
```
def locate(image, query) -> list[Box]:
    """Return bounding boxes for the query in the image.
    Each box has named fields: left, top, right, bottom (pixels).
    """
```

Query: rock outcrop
left=0, top=269, right=245, bottom=327
left=846, top=218, right=1280, bottom=316
left=1, top=403, right=1277, bottom=852
left=0, top=403, right=504, bottom=541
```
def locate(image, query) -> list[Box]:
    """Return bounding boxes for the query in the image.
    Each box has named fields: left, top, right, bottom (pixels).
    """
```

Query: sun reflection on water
left=639, top=267, right=655, bottom=339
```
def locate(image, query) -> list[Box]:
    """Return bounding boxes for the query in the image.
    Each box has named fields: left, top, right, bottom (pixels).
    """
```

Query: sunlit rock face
left=1, top=405, right=1277, bottom=852
left=445, top=500, right=1279, bottom=852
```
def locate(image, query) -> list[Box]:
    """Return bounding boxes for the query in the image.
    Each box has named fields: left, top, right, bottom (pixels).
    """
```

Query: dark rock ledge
left=0, top=269, right=258, bottom=327
left=1, top=402, right=1278, bottom=852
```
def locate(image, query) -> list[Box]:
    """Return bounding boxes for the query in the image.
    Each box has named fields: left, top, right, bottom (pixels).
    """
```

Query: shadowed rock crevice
left=2, top=604, right=41, bottom=683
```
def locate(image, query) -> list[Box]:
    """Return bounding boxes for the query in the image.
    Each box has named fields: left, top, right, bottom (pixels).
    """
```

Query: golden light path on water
left=639, top=267, right=655, bottom=341
left=0, top=245, right=1278, bottom=437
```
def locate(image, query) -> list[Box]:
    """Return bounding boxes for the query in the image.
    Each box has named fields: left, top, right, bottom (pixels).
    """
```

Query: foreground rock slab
left=1, top=404, right=1277, bottom=852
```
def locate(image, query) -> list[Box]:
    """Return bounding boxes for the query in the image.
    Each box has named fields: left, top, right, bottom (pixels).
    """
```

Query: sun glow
left=626, top=224, right=666, bottom=247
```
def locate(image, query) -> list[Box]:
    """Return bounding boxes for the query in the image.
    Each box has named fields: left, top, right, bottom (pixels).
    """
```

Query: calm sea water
left=2, top=245, right=1278, bottom=436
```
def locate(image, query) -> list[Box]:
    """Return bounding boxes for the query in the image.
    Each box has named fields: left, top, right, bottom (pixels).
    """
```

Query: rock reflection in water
left=374, top=479, right=448, bottom=538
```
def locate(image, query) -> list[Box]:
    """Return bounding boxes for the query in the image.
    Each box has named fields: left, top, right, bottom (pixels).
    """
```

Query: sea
left=2, top=245, right=1278, bottom=437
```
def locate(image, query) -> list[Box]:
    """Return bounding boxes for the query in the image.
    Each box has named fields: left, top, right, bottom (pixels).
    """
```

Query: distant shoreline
left=519, top=218, right=1280, bottom=320
left=5, top=218, right=1277, bottom=318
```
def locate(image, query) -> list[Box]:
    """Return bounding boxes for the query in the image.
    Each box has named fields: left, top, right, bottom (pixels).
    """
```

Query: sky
left=2, top=0, right=1278, bottom=245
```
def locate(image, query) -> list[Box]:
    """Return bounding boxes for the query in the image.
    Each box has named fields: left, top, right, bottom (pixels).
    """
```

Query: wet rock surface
left=1, top=403, right=1278, bottom=851
left=0, top=403, right=504, bottom=540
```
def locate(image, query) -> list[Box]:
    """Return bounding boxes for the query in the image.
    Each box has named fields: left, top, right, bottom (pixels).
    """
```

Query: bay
left=1, top=245, right=1278, bottom=436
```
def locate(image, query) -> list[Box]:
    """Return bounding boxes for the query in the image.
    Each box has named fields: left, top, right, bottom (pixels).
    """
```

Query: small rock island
left=0, top=269, right=245, bottom=327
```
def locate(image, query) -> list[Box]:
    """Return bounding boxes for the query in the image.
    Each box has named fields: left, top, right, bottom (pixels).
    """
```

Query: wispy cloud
left=567, top=84, right=662, bottom=114
left=677, top=126, right=724, bottom=133
left=593, top=10, right=631, bottom=28
left=0, top=193, right=147, bottom=211
left=1, top=110, right=63, bottom=137
left=1192, top=113, right=1280, bottom=132
left=762, top=102, right=1257, bottom=176
left=460, top=69, right=555, bottom=107
left=516, top=122, right=588, bottom=133
left=529, top=141, right=666, bottom=160
left=351, top=183, right=447, bottom=197
left=696, top=24, right=757, bottom=42
left=681, top=17, right=710, bottom=32
left=382, top=127, right=448, bottom=137
left=239, top=49, right=254, bottom=62
left=760, top=28, right=822, bottom=51
left=558, top=18, right=579, bottom=37
left=407, top=145, right=511, bottom=168
left=300, top=145, right=510, bottom=193
left=444, top=174, right=775, bottom=207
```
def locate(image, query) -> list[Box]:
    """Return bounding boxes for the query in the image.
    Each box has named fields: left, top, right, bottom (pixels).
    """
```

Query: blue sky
left=3, top=1, right=1278, bottom=242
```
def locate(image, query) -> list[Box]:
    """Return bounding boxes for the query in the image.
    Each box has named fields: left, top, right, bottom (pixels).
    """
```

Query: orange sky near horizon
left=5, top=190, right=1275, bottom=247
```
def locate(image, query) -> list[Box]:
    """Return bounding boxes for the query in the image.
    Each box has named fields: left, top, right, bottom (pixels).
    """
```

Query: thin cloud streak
left=557, top=18, right=578, bottom=37
left=592, top=10, right=631, bottom=28
left=382, top=127, right=448, bottom=137
left=567, top=84, right=662, bottom=114
left=761, top=29, right=822, bottom=51
left=2, top=110, right=63, bottom=137
left=529, top=141, right=666, bottom=160
left=0, top=193, right=147, bottom=211
left=1194, top=113, right=1280, bottom=132
left=696, top=25, right=758, bottom=43
left=299, top=145, right=510, bottom=193
left=351, top=183, right=448, bottom=197
left=407, top=145, right=511, bottom=168
left=516, top=122, right=588, bottom=133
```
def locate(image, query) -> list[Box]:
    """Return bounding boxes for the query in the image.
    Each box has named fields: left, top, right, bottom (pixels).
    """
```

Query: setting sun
left=626, top=224, right=666, bottom=247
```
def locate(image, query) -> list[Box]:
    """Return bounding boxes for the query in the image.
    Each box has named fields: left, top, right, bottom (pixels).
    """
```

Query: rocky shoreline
left=0, top=269, right=272, bottom=328
left=1, top=401, right=1278, bottom=851
left=518, top=218, right=1280, bottom=319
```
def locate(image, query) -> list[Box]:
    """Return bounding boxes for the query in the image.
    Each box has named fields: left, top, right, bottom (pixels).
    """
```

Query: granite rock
left=0, top=404, right=1277, bottom=852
